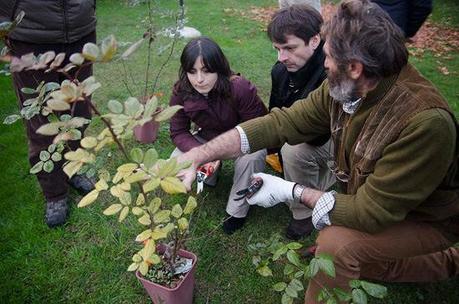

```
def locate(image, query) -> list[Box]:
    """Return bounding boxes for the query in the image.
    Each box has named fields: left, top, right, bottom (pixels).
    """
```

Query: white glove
left=246, top=172, right=296, bottom=208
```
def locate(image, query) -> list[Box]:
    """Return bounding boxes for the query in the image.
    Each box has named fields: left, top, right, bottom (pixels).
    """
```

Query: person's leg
left=281, top=140, right=334, bottom=239
left=304, top=222, right=457, bottom=304
left=223, top=149, right=267, bottom=234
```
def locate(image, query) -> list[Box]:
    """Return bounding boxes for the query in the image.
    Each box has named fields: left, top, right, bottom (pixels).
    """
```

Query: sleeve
left=239, top=80, right=331, bottom=152
left=406, top=0, right=432, bottom=38
left=269, top=65, right=280, bottom=111
left=234, top=77, right=268, bottom=123
left=169, top=93, right=202, bottom=152
left=330, top=109, right=456, bottom=233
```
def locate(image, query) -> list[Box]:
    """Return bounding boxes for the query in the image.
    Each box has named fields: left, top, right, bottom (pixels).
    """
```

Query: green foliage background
left=0, top=0, right=458, bottom=303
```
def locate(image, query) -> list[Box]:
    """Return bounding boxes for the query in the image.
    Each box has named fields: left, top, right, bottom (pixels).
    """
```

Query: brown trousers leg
left=305, top=222, right=459, bottom=303
left=10, top=32, right=95, bottom=200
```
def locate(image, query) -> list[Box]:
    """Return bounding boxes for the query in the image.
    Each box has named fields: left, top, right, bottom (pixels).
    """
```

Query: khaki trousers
left=305, top=221, right=459, bottom=303
left=171, top=138, right=266, bottom=218
left=281, top=140, right=335, bottom=220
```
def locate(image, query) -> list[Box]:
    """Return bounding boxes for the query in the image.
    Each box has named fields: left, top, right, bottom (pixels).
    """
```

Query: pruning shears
left=196, top=164, right=215, bottom=194
left=234, top=176, right=263, bottom=201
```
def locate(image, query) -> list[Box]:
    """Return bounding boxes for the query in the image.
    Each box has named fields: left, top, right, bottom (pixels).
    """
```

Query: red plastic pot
left=135, top=248, right=197, bottom=304
left=134, top=120, right=160, bottom=144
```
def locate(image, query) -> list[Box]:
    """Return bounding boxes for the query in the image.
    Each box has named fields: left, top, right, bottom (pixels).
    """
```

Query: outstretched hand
left=176, top=151, right=199, bottom=192
left=246, top=172, right=296, bottom=208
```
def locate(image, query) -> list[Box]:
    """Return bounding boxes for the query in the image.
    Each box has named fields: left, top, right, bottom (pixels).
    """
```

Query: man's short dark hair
left=267, top=4, right=323, bottom=44
left=322, top=0, right=408, bottom=80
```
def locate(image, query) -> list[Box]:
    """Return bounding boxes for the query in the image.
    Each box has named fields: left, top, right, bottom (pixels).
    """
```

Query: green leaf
left=143, top=148, right=158, bottom=169
left=138, top=214, right=152, bottom=226
left=153, top=210, right=171, bottom=224
left=124, top=171, right=148, bottom=184
left=39, top=150, right=51, bottom=161
left=352, top=288, right=368, bottom=304
left=118, top=206, right=129, bottom=222
left=130, top=147, right=144, bottom=163
left=135, top=193, right=145, bottom=206
left=157, top=158, right=177, bottom=178
left=30, top=161, right=44, bottom=174
left=43, top=160, right=54, bottom=173
left=3, top=114, right=21, bottom=125
left=103, top=203, right=123, bottom=215
left=119, top=192, right=132, bottom=206
left=108, top=99, right=123, bottom=114
left=148, top=197, right=161, bottom=214
left=132, top=207, right=144, bottom=216
left=288, top=278, right=304, bottom=292
left=318, top=256, right=336, bottom=278
left=44, top=82, right=60, bottom=92
left=286, top=250, right=301, bottom=268
left=160, top=177, right=186, bottom=194
left=294, top=270, right=304, bottom=278
left=252, top=255, right=261, bottom=267
left=257, top=265, right=273, bottom=277
left=139, top=261, right=149, bottom=276
left=326, top=297, right=338, bottom=304
left=183, top=196, right=197, bottom=214
left=272, top=282, right=287, bottom=292
left=307, top=258, right=319, bottom=278
left=21, top=87, right=36, bottom=94
left=124, top=97, right=142, bottom=118
left=360, top=281, right=387, bottom=299
left=51, top=152, right=62, bottom=162
left=154, top=105, right=183, bottom=122
left=171, top=204, right=183, bottom=218
left=284, top=286, right=298, bottom=298
left=284, top=264, right=295, bottom=276
left=127, top=262, right=139, bottom=272
left=273, top=245, right=288, bottom=261
left=78, top=189, right=99, bottom=207
left=281, top=293, right=293, bottom=304
left=143, top=96, right=158, bottom=118
left=287, top=242, right=303, bottom=250
left=349, top=279, right=361, bottom=289
left=82, top=42, right=100, bottom=61
left=333, top=288, right=352, bottom=302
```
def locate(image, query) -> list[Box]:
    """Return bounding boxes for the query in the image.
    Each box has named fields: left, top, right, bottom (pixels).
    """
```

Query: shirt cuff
left=312, top=190, right=336, bottom=230
left=235, top=126, right=250, bottom=154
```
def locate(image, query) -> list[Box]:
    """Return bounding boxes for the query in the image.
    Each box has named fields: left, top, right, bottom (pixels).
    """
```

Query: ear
left=347, top=60, right=363, bottom=80
left=310, top=34, right=321, bottom=50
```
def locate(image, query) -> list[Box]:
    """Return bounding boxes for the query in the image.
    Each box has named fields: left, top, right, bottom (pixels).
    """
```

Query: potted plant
left=2, top=2, right=201, bottom=302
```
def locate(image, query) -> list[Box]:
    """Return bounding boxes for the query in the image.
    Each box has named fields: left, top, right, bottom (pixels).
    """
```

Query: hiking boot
left=285, top=217, right=314, bottom=240
left=223, top=216, right=246, bottom=235
left=45, top=198, right=69, bottom=228
left=69, top=174, right=95, bottom=195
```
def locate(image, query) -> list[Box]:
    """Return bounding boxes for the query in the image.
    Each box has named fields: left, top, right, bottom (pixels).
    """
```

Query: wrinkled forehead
left=272, top=34, right=306, bottom=48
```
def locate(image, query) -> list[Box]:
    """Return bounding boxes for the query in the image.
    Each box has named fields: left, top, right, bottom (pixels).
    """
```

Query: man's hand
left=0, top=53, right=12, bottom=63
left=246, top=172, right=296, bottom=208
left=176, top=151, right=200, bottom=191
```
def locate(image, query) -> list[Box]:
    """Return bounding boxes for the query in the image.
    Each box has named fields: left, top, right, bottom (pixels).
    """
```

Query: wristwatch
left=293, top=183, right=305, bottom=205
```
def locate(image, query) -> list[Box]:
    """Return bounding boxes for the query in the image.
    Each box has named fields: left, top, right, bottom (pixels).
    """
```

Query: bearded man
left=176, top=0, right=459, bottom=302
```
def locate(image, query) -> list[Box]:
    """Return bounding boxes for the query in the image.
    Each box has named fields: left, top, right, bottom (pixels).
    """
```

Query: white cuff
left=235, top=126, right=250, bottom=154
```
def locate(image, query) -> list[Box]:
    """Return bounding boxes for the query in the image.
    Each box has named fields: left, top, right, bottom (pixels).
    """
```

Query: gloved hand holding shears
left=245, top=172, right=296, bottom=208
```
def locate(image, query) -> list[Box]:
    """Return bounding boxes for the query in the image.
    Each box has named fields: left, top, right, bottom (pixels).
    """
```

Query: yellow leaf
left=143, top=177, right=160, bottom=193
left=117, top=163, right=138, bottom=173
left=77, top=189, right=99, bottom=207
left=139, top=261, right=149, bottom=276
left=171, top=204, right=183, bottom=218
left=124, top=171, right=148, bottom=184
left=146, top=254, right=161, bottom=265
left=132, top=206, right=144, bottom=216
left=118, top=206, right=129, bottom=222
left=127, top=262, right=139, bottom=272
left=135, top=229, right=152, bottom=242
left=103, top=203, right=123, bottom=215
left=100, top=35, right=117, bottom=62
left=119, top=182, right=131, bottom=191
left=112, top=171, right=123, bottom=184
left=135, top=194, right=145, bottom=206
left=64, top=148, right=87, bottom=161
left=163, top=223, right=175, bottom=234
left=178, top=217, right=189, bottom=232
left=110, top=185, right=125, bottom=198
left=132, top=254, right=142, bottom=263
left=151, top=228, right=168, bottom=240
left=119, top=192, right=132, bottom=206
left=80, top=136, right=98, bottom=149
left=153, top=210, right=171, bottom=224
left=158, top=158, right=177, bottom=178
left=143, top=239, right=156, bottom=260
left=183, top=196, right=197, bottom=215
left=63, top=160, right=83, bottom=178
left=154, top=105, right=183, bottom=122
left=95, top=179, right=108, bottom=191
left=138, top=214, right=152, bottom=226
left=82, top=42, right=100, bottom=61
left=160, top=177, right=186, bottom=194
left=148, top=197, right=161, bottom=214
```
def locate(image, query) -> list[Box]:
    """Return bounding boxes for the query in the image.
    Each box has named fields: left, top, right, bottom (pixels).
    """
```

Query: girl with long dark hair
left=169, top=37, right=267, bottom=234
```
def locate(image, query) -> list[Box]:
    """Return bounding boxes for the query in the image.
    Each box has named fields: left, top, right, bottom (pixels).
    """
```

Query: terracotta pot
left=136, top=248, right=197, bottom=304
left=134, top=121, right=160, bottom=144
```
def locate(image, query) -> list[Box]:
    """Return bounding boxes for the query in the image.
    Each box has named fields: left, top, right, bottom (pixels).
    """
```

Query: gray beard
left=329, top=77, right=357, bottom=104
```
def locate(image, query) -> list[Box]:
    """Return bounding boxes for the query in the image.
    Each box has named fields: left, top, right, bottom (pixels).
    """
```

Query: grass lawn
left=0, top=0, right=458, bottom=303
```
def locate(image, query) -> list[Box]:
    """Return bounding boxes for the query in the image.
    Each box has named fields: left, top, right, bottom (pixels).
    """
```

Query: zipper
left=11, top=0, right=21, bottom=20
left=62, top=0, right=69, bottom=43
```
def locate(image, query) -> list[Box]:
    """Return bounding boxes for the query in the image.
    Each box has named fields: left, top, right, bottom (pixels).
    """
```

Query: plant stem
left=143, top=0, right=154, bottom=98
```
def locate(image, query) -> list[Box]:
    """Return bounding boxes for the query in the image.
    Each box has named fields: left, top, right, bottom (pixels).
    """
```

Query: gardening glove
left=246, top=172, right=295, bottom=208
